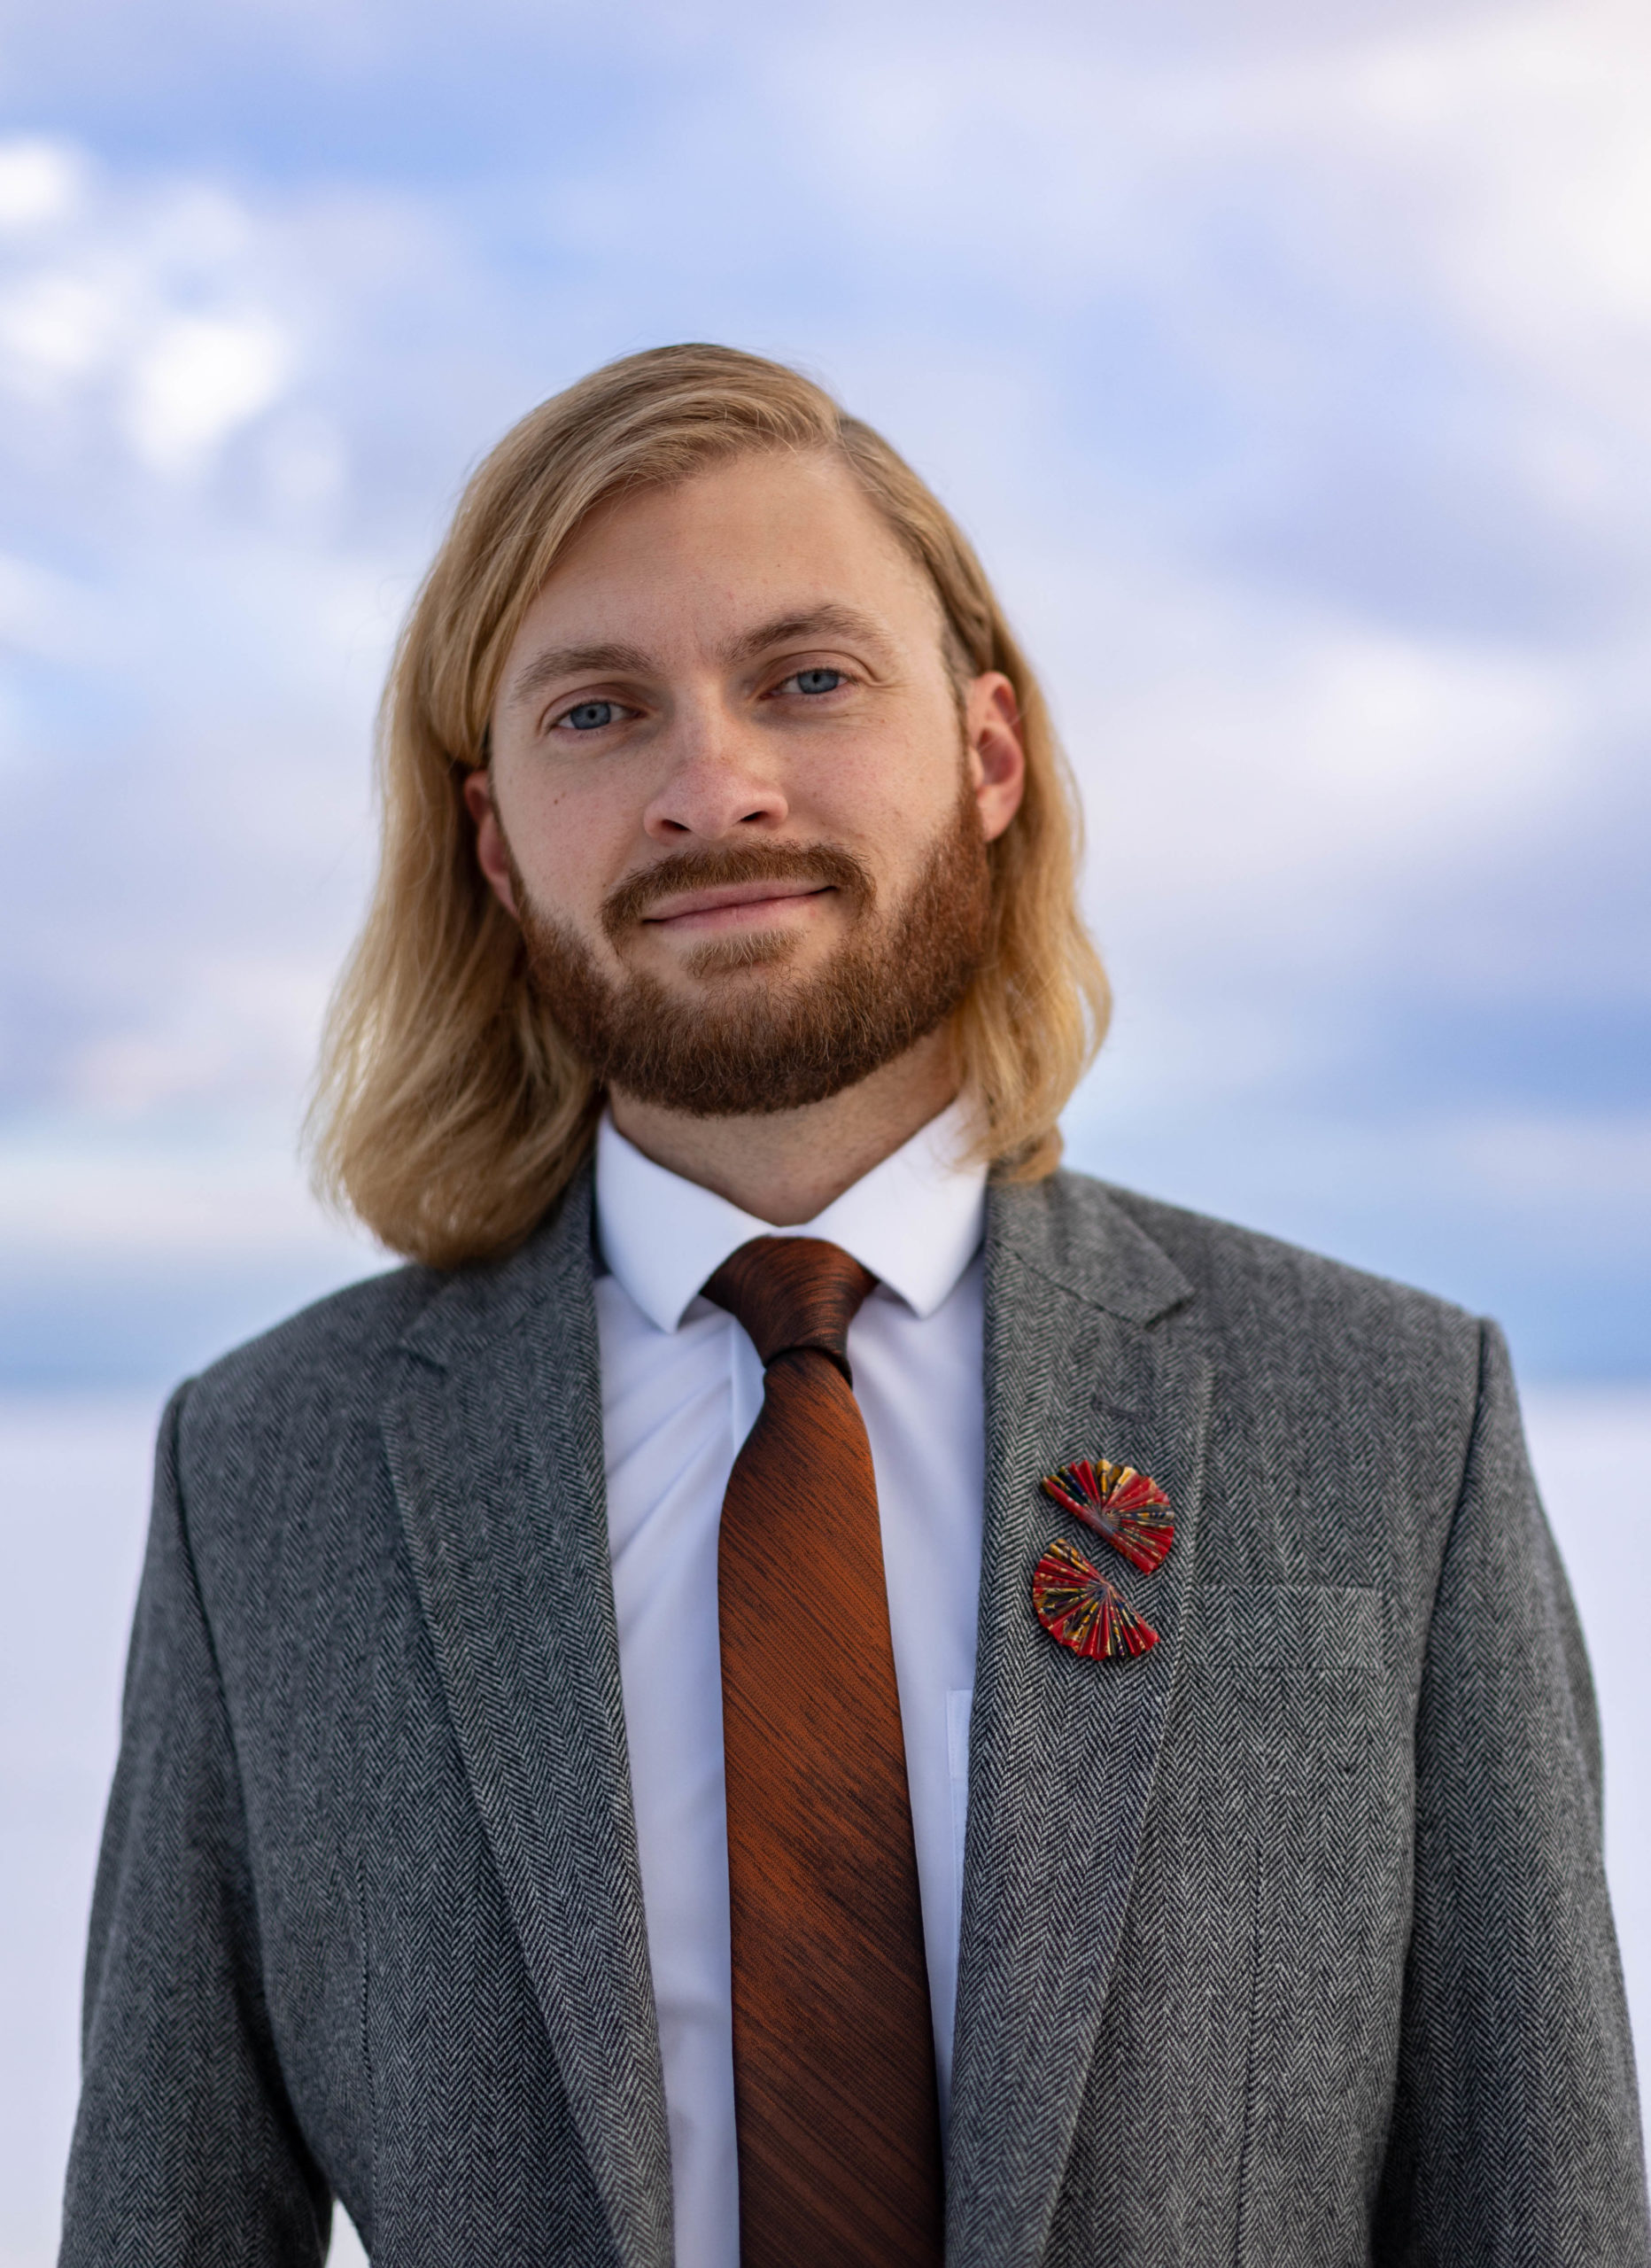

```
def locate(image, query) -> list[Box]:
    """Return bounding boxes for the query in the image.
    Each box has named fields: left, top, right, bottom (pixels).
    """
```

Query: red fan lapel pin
left=1033, top=1456, right=1174, bottom=1663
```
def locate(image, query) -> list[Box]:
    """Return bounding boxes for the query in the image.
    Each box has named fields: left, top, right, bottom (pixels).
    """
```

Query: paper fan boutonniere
left=1032, top=1538, right=1159, bottom=1660
left=1040, top=1456, right=1174, bottom=1573
left=1034, top=1455, right=1174, bottom=1664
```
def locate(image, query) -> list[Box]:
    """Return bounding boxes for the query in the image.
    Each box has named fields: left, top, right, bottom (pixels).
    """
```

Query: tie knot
left=702, top=1237, right=877, bottom=1382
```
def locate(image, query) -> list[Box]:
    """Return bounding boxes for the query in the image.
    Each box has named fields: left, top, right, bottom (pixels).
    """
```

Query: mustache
left=601, top=842, right=875, bottom=943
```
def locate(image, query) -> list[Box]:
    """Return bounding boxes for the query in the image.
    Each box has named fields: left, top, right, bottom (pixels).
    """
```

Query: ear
left=965, top=672, right=1027, bottom=843
left=461, top=766, right=521, bottom=920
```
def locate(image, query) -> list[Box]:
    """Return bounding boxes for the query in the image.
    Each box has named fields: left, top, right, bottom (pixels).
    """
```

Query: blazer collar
left=948, top=1171, right=1211, bottom=2268
left=382, top=1167, right=673, bottom=2268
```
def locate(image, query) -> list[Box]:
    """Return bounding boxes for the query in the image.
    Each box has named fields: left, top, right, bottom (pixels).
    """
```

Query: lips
left=640, top=877, right=832, bottom=928
left=601, top=843, right=873, bottom=943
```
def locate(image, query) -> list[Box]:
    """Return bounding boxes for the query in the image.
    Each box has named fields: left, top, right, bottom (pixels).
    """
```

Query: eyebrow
left=721, top=604, right=899, bottom=670
left=501, top=641, right=653, bottom=712
left=500, top=604, right=899, bottom=713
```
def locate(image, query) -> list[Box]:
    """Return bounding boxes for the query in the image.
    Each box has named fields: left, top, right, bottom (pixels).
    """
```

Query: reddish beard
left=512, top=785, right=992, bottom=1117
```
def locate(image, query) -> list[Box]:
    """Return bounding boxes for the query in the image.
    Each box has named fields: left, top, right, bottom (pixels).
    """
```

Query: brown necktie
left=703, top=1236, right=945, bottom=2268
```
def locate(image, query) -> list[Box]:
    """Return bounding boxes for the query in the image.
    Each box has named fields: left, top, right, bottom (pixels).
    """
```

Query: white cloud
left=776, top=4, right=1651, bottom=462
left=64, top=951, right=341, bottom=1117
left=1066, top=1087, right=1651, bottom=1274
left=0, top=1117, right=376, bottom=1265
left=1446, top=1108, right=1651, bottom=1218
left=1007, top=534, right=1577, bottom=936
left=0, top=136, right=85, bottom=231
left=0, top=267, right=116, bottom=385
left=123, top=307, right=292, bottom=475
left=0, top=148, right=302, bottom=475
left=1314, top=8, right=1651, bottom=354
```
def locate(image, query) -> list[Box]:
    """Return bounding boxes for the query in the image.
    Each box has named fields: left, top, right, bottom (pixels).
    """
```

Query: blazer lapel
left=948, top=1174, right=1212, bottom=2268
left=380, top=1169, right=671, bottom=2268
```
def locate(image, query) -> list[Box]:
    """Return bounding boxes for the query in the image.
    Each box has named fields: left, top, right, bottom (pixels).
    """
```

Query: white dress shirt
left=594, top=1104, right=987, bottom=2268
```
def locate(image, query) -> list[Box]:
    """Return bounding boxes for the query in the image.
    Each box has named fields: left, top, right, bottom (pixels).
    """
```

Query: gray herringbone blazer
left=61, top=1169, right=1648, bottom=2266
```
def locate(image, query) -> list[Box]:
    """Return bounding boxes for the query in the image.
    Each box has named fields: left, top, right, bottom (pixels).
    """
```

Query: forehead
left=508, top=448, right=942, bottom=657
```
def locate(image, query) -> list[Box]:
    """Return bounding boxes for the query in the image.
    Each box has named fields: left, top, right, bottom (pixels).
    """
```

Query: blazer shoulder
left=1047, top=1168, right=1485, bottom=1378
left=169, top=1174, right=598, bottom=1507
left=161, top=1262, right=445, bottom=1498
left=185, top=1258, right=441, bottom=1413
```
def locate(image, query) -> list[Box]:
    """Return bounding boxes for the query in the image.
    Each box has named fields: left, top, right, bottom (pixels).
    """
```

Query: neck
left=608, top=1030, right=962, bottom=1225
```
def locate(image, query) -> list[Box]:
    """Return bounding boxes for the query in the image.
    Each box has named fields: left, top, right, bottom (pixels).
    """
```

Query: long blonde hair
left=310, top=344, right=1109, bottom=1267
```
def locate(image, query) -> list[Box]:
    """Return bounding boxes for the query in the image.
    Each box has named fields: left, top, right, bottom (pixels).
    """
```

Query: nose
left=640, top=703, right=789, bottom=842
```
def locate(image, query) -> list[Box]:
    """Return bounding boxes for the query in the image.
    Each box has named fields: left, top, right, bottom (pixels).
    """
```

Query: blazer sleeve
left=58, top=1385, right=331, bottom=2268
left=1374, top=1321, right=1650, bottom=2264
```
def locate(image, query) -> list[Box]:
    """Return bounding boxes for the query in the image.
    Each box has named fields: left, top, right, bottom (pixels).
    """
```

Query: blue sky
left=0, top=0, right=1647, bottom=1384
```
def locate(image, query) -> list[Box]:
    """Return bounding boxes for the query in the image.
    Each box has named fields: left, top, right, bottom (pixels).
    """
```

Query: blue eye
left=562, top=700, right=619, bottom=731
left=791, top=668, right=843, bottom=695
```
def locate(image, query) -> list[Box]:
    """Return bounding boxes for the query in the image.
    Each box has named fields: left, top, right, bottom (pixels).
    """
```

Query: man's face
left=469, top=447, right=1025, bottom=1113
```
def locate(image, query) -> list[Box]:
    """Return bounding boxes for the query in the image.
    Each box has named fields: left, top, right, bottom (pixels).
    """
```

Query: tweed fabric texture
left=59, top=1166, right=1648, bottom=2266
left=704, top=1236, right=944, bottom=2267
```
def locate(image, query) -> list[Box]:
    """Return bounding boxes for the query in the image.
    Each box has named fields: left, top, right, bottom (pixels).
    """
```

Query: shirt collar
left=594, top=1099, right=987, bottom=1332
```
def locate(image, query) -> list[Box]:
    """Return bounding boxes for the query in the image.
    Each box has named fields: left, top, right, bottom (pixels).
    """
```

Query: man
left=62, top=345, right=1646, bottom=2267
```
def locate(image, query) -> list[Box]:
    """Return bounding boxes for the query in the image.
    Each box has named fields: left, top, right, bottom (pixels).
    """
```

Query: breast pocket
left=1186, top=1582, right=1391, bottom=1801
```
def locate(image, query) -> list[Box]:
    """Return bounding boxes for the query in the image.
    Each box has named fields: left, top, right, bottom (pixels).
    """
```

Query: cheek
left=499, top=769, right=627, bottom=913
left=816, top=719, right=960, bottom=835
left=840, top=742, right=965, bottom=874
